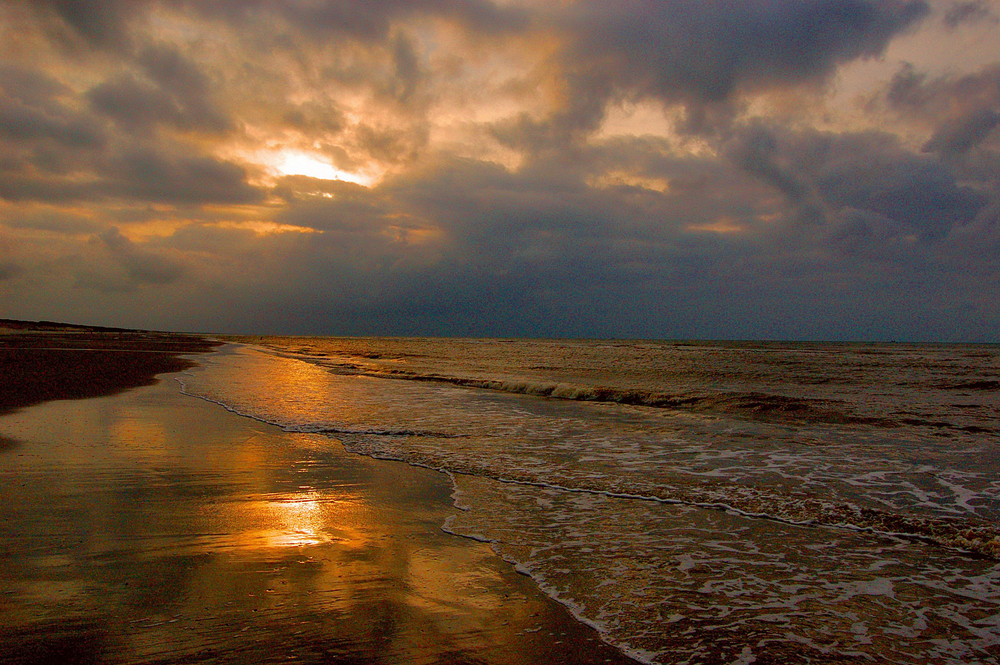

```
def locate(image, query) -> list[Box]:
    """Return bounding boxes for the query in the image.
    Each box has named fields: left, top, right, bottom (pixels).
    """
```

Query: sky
left=1, top=0, right=999, bottom=341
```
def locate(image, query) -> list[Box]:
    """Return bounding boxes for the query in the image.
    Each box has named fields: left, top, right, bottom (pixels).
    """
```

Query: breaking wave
left=309, top=363, right=998, bottom=434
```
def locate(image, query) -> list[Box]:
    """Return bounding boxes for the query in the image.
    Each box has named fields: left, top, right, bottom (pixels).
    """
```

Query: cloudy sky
left=1, top=0, right=998, bottom=340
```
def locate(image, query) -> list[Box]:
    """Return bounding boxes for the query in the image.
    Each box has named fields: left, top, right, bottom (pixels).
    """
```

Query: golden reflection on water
left=208, top=344, right=390, bottom=428
left=0, top=358, right=632, bottom=665
left=223, top=491, right=372, bottom=551
left=264, top=494, right=326, bottom=548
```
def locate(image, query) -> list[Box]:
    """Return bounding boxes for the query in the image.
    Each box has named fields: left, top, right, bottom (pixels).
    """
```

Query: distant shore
left=0, top=319, right=220, bottom=415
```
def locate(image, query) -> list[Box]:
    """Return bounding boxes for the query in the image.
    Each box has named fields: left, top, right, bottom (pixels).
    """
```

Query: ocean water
left=180, top=338, right=1000, bottom=664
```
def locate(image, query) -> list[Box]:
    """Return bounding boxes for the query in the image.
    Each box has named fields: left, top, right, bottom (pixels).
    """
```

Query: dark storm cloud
left=39, top=0, right=141, bottom=47
left=0, top=66, right=107, bottom=201
left=888, top=64, right=1000, bottom=120
left=727, top=123, right=989, bottom=240
left=0, top=66, right=105, bottom=148
left=184, top=0, right=529, bottom=42
left=0, top=140, right=263, bottom=206
left=105, top=148, right=263, bottom=205
left=87, top=75, right=183, bottom=130
left=265, top=153, right=754, bottom=330
left=924, top=107, right=1000, bottom=156
left=387, top=33, right=422, bottom=105
left=483, top=0, right=932, bottom=153
left=0, top=170, right=98, bottom=203
left=943, top=0, right=998, bottom=27
left=813, top=140, right=984, bottom=240
left=548, top=0, right=929, bottom=131
left=0, top=108, right=100, bottom=153
left=362, top=128, right=990, bottom=294
left=97, top=226, right=183, bottom=285
left=886, top=63, right=930, bottom=109
left=886, top=63, right=1000, bottom=157
left=241, top=144, right=979, bottom=338
left=87, top=44, right=229, bottom=133
left=727, top=125, right=811, bottom=204
left=380, top=158, right=617, bottom=249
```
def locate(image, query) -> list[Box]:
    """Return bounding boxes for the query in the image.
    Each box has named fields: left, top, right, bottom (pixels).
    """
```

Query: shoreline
left=0, top=330, right=637, bottom=665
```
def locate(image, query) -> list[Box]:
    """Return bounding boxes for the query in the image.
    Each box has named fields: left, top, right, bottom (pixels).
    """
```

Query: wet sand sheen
left=0, top=355, right=636, bottom=663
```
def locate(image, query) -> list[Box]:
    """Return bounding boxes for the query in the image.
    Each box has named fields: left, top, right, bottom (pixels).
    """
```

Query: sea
left=178, top=337, right=1000, bottom=665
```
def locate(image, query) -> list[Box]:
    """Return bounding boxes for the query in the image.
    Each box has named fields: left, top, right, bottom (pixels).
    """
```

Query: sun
left=269, top=150, right=375, bottom=186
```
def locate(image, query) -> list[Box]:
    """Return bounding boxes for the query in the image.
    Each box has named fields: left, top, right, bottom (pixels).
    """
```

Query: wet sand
left=0, top=331, right=636, bottom=664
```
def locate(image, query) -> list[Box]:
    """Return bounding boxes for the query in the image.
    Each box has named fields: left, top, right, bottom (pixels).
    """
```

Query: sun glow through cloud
left=214, top=221, right=321, bottom=236
left=271, top=151, right=376, bottom=186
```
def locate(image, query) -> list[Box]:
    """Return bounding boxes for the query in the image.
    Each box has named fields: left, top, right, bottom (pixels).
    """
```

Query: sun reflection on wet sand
left=215, top=491, right=375, bottom=551
left=265, top=494, right=326, bottom=547
left=237, top=494, right=329, bottom=549
left=0, top=364, right=633, bottom=665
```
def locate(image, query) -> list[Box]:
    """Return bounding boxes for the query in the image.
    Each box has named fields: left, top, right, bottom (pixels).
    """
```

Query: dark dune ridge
left=0, top=319, right=220, bottom=415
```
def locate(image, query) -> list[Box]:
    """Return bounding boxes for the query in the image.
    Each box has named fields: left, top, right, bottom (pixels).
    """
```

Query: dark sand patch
left=0, top=320, right=219, bottom=415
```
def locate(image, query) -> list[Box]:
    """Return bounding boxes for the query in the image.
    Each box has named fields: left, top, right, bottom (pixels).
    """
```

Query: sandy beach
left=0, top=326, right=635, bottom=664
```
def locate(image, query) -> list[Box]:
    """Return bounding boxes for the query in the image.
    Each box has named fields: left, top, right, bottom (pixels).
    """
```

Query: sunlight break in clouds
left=269, top=151, right=379, bottom=187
